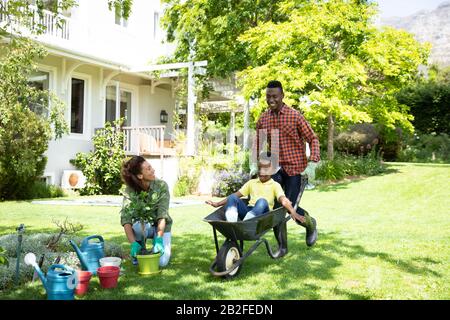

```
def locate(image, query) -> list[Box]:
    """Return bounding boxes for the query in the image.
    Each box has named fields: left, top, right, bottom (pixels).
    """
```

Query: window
left=105, top=85, right=117, bottom=124
left=115, top=7, right=128, bottom=27
left=28, top=70, right=50, bottom=115
left=120, top=90, right=132, bottom=126
left=71, top=78, right=85, bottom=134
left=105, top=84, right=132, bottom=126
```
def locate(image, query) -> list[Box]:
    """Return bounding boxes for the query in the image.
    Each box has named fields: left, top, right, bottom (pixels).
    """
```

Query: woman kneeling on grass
left=120, top=155, right=172, bottom=267
left=206, top=156, right=305, bottom=224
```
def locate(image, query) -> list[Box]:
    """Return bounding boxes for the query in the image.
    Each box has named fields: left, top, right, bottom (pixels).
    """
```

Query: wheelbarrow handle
left=293, top=175, right=308, bottom=212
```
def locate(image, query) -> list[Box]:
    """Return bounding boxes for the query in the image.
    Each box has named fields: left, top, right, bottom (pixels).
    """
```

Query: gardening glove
left=153, top=236, right=165, bottom=255
left=130, top=241, right=142, bottom=258
left=301, top=161, right=319, bottom=182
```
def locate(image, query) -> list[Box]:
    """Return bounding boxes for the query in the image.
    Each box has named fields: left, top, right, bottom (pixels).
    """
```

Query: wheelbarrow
left=204, top=175, right=308, bottom=279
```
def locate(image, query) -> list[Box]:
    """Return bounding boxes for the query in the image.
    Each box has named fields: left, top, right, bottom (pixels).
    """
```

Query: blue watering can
left=69, top=235, right=105, bottom=275
left=24, top=253, right=78, bottom=300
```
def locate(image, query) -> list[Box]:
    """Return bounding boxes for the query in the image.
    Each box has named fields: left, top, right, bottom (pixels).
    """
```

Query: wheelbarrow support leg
left=273, top=221, right=288, bottom=258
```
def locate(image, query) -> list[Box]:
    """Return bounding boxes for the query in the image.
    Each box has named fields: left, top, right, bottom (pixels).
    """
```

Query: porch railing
left=122, top=126, right=166, bottom=157
left=0, top=0, right=70, bottom=40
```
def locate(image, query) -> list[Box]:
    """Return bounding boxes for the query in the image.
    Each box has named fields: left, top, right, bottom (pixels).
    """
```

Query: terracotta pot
left=97, top=266, right=120, bottom=289
left=75, top=270, right=92, bottom=296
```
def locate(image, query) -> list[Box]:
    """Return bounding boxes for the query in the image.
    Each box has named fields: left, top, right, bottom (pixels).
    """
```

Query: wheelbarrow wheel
left=217, top=241, right=242, bottom=279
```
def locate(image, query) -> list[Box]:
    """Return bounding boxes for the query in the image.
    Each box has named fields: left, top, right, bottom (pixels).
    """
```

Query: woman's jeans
left=132, top=222, right=171, bottom=267
left=224, top=194, right=269, bottom=221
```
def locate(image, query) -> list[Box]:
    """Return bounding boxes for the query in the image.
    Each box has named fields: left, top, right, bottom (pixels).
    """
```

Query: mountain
left=379, top=1, right=450, bottom=67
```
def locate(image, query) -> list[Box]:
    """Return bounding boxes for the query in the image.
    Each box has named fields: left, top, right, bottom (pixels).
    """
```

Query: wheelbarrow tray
left=203, top=206, right=288, bottom=241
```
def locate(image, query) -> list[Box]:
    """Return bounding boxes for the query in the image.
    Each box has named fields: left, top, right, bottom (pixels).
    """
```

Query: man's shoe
left=132, top=257, right=138, bottom=265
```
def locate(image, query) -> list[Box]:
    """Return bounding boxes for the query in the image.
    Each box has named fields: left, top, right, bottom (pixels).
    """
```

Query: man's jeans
left=132, top=222, right=171, bottom=267
left=272, top=168, right=306, bottom=216
left=224, top=194, right=269, bottom=221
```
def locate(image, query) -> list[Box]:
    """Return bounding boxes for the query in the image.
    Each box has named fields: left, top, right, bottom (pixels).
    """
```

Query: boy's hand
left=205, top=200, right=219, bottom=207
left=291, top=212, right=306, bottom=224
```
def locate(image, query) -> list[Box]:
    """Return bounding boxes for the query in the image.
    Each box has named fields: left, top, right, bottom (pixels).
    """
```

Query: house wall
left=138, top=85, right=176, bottom=139
left=38, top=55, right=177, bottom=190
left=1, top=0, right=182, bottom=194
left=38, top=0, right=174, bottom=67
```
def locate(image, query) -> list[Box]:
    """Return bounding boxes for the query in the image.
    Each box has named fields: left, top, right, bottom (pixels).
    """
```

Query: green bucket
left=136, top=253, right=160, bottom=275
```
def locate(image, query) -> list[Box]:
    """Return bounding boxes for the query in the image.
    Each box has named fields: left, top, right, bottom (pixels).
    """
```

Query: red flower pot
left=75, top=270, right=92, bottom=296
left=97, top=266, right=120, bottom=289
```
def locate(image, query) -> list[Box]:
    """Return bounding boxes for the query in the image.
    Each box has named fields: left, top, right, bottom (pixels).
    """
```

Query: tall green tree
left=161, top=0, right=287, bottom=78
left=238, top=0, right=429, bottom=159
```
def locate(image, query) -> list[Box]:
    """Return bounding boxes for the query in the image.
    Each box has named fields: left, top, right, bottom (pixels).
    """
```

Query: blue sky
left=375, top=0, right=446, bottom=18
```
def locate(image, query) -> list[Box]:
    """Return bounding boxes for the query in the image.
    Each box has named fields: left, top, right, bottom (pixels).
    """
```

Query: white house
left=1, top=0, right=203, bottom=193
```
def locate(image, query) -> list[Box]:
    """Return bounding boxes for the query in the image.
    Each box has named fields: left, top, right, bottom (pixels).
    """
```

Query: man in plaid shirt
left=256, top=80, right=320, bottom=253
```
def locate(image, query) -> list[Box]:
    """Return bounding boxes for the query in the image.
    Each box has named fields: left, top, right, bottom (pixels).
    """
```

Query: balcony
left=0, top=0, right=70, bottom=40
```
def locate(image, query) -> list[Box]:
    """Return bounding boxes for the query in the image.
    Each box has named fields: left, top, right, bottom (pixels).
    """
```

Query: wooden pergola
left=199, top=98, right=250, bottom=152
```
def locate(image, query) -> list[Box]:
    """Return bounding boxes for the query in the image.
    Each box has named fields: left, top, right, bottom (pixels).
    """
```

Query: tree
left=396, top=65, right=450, bottom=135
left=161, top=0, right=287, bottom=78
left=0, top=38, right=68, bottom=200
left=238, top=0, right=429, bottom=159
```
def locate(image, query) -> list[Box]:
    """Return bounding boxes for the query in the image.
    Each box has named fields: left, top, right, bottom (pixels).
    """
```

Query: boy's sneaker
left=225, top=208, right=238, bottom=222
left=132, top=257, right=138, bottom=265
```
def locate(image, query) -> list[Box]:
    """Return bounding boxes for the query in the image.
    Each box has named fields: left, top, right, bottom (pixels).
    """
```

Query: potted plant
left=122, top=191, right=160, bottom=275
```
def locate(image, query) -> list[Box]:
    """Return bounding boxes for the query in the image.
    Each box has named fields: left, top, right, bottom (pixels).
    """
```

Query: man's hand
left=153, top=236, right=165, bottom=255
left=130, top=241, right=142, bottom=257
left=205, top=200, right=220, bottom=208
left=301, top=161, right=319, bottom=182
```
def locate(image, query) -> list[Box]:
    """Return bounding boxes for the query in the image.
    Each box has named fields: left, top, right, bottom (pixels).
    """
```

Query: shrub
left=335, top=123, right=380, bottom=156
left=0, top=246, right=7, bottom=267
left=71, top=119, right=126, bottom=195
left=397, top=133, right=450, bottom=163
left=27, top=181, right=66, bottom=199
left=316, top=152, right=386, bottom=182
left=212, top=170, right=250, bottom=197
left=173, top=176, right=191, bottom=197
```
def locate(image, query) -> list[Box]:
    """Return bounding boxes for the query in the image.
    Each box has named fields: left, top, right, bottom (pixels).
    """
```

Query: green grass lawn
left=0, top=163, right=449, bottom=300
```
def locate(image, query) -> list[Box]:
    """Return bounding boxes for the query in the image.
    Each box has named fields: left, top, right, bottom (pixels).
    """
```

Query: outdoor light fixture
left=160, top=110, right=168, bottom=123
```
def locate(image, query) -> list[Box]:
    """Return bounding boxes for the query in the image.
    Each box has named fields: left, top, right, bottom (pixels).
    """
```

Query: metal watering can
left=69, top=235, right=105, bottom=275
left=24, top=253, right=78, bottom=300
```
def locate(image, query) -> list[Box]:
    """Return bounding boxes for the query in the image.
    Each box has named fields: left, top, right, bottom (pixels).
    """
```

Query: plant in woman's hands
left=122, top=191, right=152, bottom=252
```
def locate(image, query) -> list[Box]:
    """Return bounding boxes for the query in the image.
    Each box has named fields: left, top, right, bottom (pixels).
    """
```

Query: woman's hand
left=205, top=200, right=219, bottom=207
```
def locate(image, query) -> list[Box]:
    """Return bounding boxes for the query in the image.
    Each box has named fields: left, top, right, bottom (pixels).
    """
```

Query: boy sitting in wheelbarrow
left=206, top=157, right=305, bottom=224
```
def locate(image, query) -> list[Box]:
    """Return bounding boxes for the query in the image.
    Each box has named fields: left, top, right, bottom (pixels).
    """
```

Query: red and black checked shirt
left=256, top=104, right=320, bottom=176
